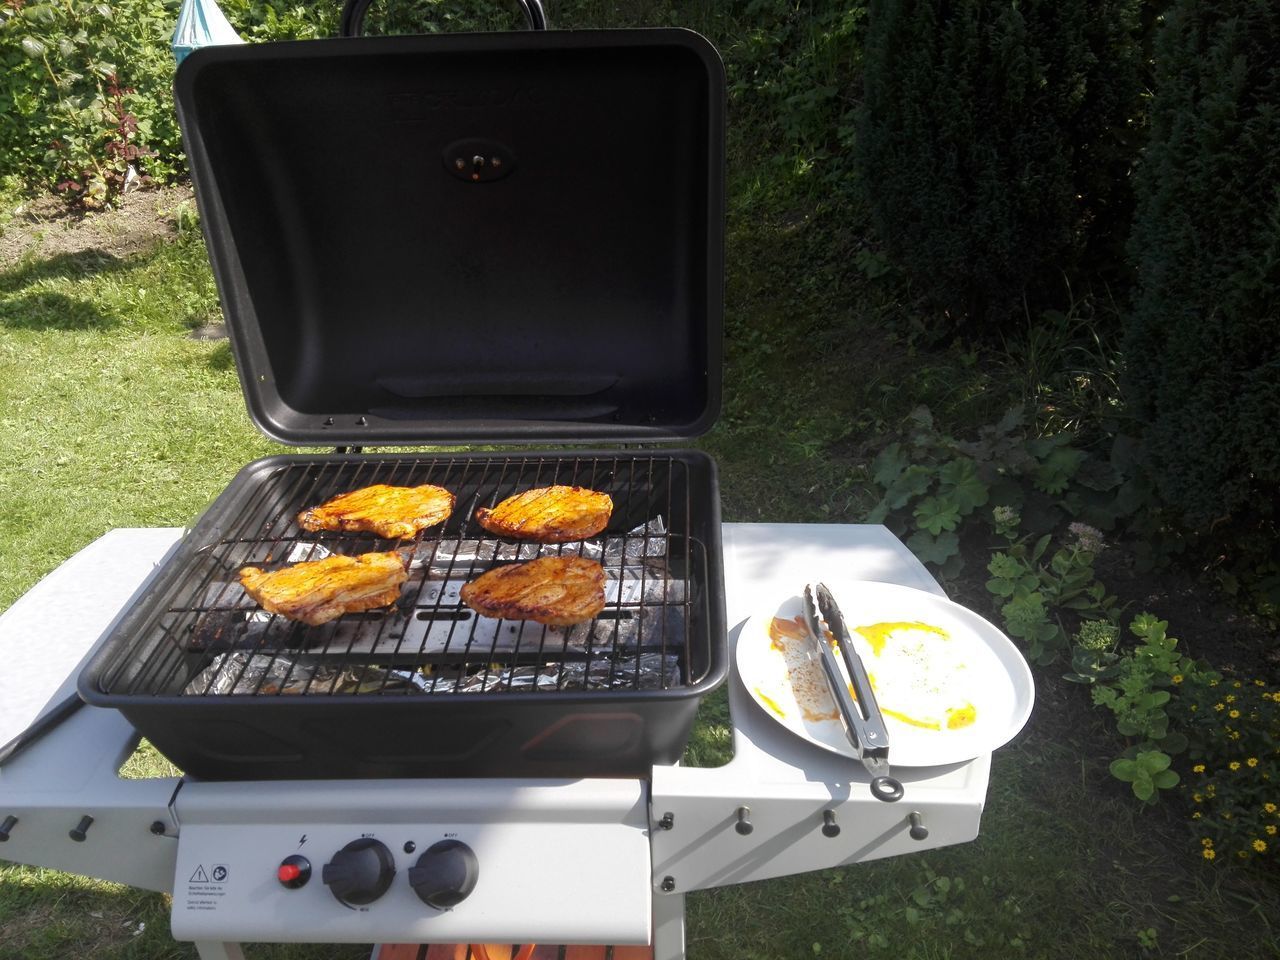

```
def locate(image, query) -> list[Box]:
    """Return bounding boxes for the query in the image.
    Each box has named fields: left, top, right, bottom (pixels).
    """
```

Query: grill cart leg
left=652, top=893, right=685, bottom=960
left=194, top=943, right=246, bottom=960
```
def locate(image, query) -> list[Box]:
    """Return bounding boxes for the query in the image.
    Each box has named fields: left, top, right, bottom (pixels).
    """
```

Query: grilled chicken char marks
left=460, top=556, right=606, bottom=626
left=474, top=485, right=613, bottom=542
left=238, top=551, right=410, bottom=626
left=298, top=483, right=455, bottom=540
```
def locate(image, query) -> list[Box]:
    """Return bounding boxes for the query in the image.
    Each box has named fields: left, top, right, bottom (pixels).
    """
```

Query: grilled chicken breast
left=239, top=551, right=410, bottom=626
left=474, top=485, right=613, bottom=542
left=298, top=484, right=455, bottom=540
left=459, top=556, right=606, bottom=626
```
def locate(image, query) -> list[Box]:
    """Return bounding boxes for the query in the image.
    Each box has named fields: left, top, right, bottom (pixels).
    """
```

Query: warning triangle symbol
left=190, top=864, right=209, bottom=883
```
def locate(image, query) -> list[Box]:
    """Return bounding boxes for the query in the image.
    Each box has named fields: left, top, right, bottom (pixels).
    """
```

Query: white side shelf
left=649, top=523, right=991, bottom=894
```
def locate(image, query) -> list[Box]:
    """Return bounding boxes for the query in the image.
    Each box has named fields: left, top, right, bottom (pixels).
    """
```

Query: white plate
left=735, top=581, right=1034, bottom=767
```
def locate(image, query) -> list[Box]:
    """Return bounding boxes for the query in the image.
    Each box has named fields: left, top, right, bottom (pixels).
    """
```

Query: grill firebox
left=79, top=450, right=726, bottom=780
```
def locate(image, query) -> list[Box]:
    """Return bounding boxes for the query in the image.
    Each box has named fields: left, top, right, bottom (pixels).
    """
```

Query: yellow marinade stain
left=754, top=688, right=787, bottom=718
left=854, top=620, right=950, bottom=656
left=882, top=707, right=942, bottom=731
left=946, top=704, right=978, bottom=729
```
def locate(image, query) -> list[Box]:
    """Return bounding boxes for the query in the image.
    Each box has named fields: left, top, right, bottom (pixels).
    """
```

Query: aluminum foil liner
left=185, top=652, right=429, bottom=696
left=413, top=517, right=668, bottom=569
left=426, top=653, right=682, bottom=693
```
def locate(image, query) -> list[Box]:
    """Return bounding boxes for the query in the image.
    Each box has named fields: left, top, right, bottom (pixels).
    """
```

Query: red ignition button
left=277, top=855, right=311, bottom=888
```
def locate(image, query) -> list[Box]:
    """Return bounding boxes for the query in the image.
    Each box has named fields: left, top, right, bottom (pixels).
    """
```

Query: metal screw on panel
left=908, top=811, right=929, bottom=841
left=661, top=876, right=676, bottom=892
left=455, top=158, right=466, bottom=170
left=149, top=821, right=167, bottom=836
left=472, top=155, right=486, bottom=168
left=734, top=806, right=754, bottom=836
left=0, top=815, right=17, bottom=841
left=403, top=841, right=417, bottom=854
left=658, top=812, right=675, bottom=831
left=821, top=810, right=841, bottom=839
left=491, top=156, right=502, bottom=168
left=69, top=815, right=94, bottom=842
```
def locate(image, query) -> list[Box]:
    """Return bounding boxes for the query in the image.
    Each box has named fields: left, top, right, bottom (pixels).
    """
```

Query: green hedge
left=0, top=0, right=335, bottom=199
left=855, top=0, right=1143, bottom=330
left=1123, top=0, right=1280, bottom=542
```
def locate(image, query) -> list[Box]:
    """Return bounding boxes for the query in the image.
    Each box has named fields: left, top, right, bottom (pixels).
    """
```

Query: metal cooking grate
left=94, top=453, right=703, bottom=699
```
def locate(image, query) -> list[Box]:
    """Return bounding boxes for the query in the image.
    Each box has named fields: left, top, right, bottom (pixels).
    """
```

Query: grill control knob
left=408, top=839, right=479, bottom=910
left=322, top=838, right=395, bottom=906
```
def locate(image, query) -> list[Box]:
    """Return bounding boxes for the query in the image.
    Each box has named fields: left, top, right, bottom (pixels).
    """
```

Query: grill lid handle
left=338, top=0, right=547, bottom=37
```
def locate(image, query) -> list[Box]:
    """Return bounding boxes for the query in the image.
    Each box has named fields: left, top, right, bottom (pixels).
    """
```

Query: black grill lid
left=177, top=30, right=725, bottom=445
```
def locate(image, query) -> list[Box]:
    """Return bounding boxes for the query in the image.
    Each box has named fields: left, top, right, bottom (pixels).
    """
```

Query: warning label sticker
left=184, top=863, right=229, bottom=912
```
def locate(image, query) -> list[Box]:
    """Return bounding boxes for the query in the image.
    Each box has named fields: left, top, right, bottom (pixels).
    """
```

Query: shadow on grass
left=204, top=340, right=236, bottom=372
left=0, top=290, right=118, bottom=331
left=0, top=248, right=132, bottom=296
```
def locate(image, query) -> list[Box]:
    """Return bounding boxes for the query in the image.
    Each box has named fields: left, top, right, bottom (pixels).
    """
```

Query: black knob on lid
left=0, top=815, right=17, bottom=841
left=69, top=815, right=94, bottom=842
left=408, top=839, right=479, bottom=910
left=821, top=809, right=841, bottom=838
left=734, top=806, right=754, bottom=836
left=322, top=838, right=395, bottom=906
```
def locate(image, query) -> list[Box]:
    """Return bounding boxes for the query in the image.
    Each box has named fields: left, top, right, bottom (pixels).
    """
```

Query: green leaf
left=907, top=529, right=960, bottom=566
left=871, top=443, right=907, bottom=489
left=914, top=495, right=961, bottom=535
left=884, top=465, right=933, bottom=509
left=1132, top=775, right=1155, bottom=802
left=20, top=36, right=46, bottom=58
left=1151, top=769, right=1180, bottom=790
left=1109, top=758, right=1138, bottom=781
left=938, top=457, right=989, bottom=514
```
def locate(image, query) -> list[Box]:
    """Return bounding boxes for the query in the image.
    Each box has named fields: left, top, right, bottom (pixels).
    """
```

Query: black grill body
left=77, top=31, right=728, bottom=780
left=79, top=451, right=725, bottom=780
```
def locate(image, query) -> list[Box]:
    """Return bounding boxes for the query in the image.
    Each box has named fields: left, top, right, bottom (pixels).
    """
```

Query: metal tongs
left=803, top=583, right=905, bottom=802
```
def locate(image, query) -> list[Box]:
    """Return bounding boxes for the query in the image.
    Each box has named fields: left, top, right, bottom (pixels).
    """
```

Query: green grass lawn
left=2, top=193, right=1279, bottom=959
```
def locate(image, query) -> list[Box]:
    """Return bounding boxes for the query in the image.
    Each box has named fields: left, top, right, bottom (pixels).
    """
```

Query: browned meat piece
left=239, top=551, right=410, bottom=626
left=459, top=556, right=606, bottom=626
left=297, top=484, right=455, bottom=539
left=474, top=485, right=613, bottom=542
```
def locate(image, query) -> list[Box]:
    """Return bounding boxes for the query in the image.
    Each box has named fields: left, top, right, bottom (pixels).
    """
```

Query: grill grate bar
left=99, top=453, right=701, bottom=699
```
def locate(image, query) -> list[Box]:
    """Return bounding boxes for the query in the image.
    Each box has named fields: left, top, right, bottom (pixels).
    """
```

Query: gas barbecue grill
left=0, top=22, right=1034, bottom=959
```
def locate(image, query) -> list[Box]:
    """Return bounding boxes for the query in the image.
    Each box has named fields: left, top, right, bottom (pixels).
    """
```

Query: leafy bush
left=1, top=0, right=184, bottom=195
left=855, top=0, right=1144, bottom=330
left=1122, top=0, right=1280, bottom=576
left=0, top=0, right=336, bottom=199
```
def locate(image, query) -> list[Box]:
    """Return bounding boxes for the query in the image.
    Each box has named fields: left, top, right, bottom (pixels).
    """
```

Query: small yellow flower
left=1255, top=680, right=1266, bottom=687
left=1210, top=680, right=1219, bottom=687
left=1224, top=812, right=1233, bottom=819
left=1192, top=812, right=1202, bottom=819
left=1230, top=762, right=1241, bottom=771
left=1193, top=794, right=1203, bottom=804
left=1203, top=848, right=1216, bottom=860
left=1172, top=674, right=1183, bottom=684
left=1201, top=837, right=1214, bottom=847
left=1237, top=850, right=1248, bottom=858
left=1253, top=839, right=1267, bottom=853
left=1226, top=694, right=1237, bottom=703
left=1231, top=731, right=1242, bottom=740
left=1229, top=709, right=1241, bottom=719
left=1214, top=702, right=1226, bottom=712
left=1267, top=825, right=1277, bottom=836
left=1193, top=764, right=1206, bottom=773
left=1233, top=681, right=1242, bottom=688
left=1265, top=803, right=1277, bottom=814
left=1248, top=757, right=1259, bottom=767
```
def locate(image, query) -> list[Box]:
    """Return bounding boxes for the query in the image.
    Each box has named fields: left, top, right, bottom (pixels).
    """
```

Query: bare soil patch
left=0, top=184, right=194, bottom=271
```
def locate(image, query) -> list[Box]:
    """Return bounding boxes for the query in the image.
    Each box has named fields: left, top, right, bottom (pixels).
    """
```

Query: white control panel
left=170, top=778, right=652, bottom=945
